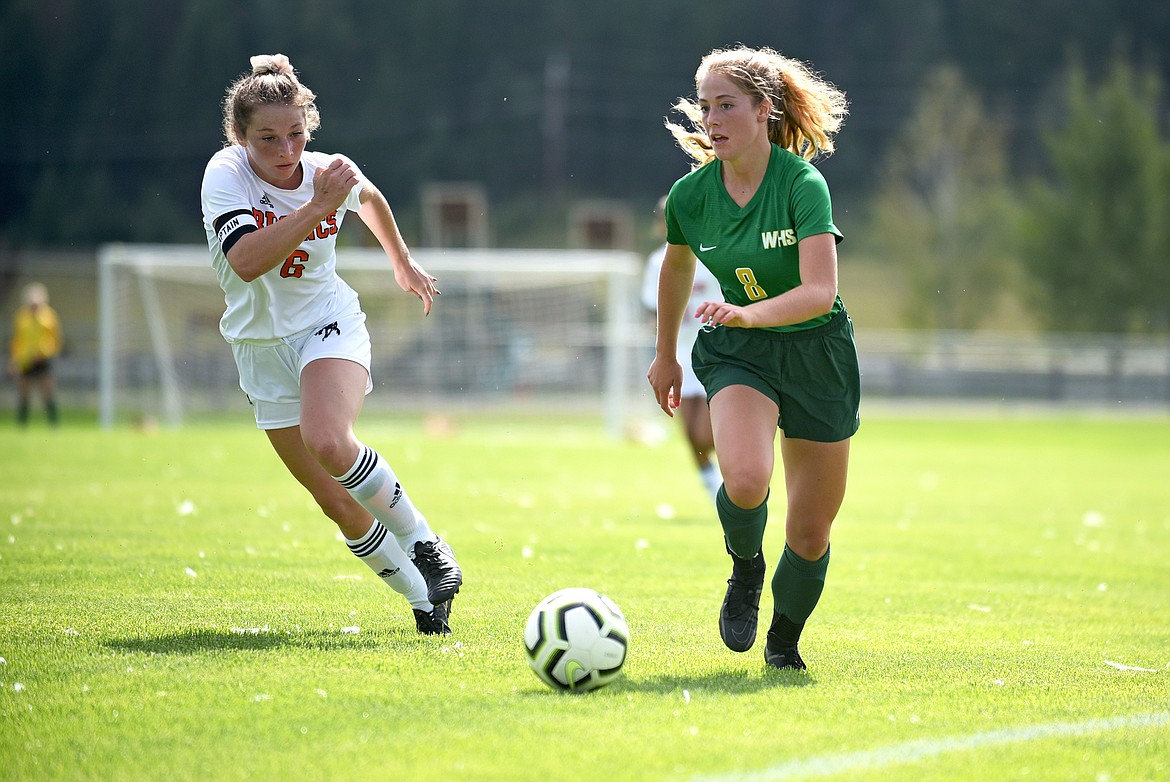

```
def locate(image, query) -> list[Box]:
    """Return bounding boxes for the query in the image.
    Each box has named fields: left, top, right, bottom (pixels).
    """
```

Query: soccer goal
left=98, top=244, right=648, bottom=433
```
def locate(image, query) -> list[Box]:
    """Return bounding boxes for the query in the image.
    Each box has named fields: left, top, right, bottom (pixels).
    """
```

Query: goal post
left=97, top=243, right=648, bottom=434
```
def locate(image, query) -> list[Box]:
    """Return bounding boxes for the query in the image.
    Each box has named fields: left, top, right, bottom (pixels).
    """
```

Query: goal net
left=98, top=244, right=648, bottom=433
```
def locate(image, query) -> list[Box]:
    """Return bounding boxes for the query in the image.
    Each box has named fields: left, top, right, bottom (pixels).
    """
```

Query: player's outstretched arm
left=356, top=182, right=439, bottom=316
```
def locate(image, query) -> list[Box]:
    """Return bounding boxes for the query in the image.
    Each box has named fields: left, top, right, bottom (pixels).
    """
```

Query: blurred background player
left=8, top=282, right=62, bottom=427
left=201, top=54, right=462, bottom=634
left=641, top=195, right=721, bottom=504
left=648, top=46, right=859, bottom=671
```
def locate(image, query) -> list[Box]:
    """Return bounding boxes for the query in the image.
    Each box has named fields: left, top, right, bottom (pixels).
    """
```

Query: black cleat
left=763, top=643, right=807, bottom=671
left=411, top=537, right=463, bottom=606
left=414, top=599, right=452, bottom=635
left=718, top=546, right=765, bottom=652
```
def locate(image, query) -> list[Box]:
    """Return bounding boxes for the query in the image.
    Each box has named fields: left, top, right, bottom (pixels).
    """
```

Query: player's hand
left=310, top=159, right=359, bottom=213
left=393, top=255, right=440, bottom=316
left=694, top=300, right=753, bottom=329
left=647, top=355, right=683, bottom=418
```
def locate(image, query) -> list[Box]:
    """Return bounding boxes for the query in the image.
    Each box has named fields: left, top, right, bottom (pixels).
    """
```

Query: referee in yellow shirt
left=8, top=282, right=62, bottom=426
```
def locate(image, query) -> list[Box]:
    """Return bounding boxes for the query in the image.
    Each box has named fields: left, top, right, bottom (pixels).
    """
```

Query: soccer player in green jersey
left=648, top=46, right=858, bottom=671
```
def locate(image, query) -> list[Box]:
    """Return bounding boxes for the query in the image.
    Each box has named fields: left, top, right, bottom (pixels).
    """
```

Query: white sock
left=700, top=462, right=721, bottom=506
left=345, top=520, right=431, bottom=610
left=337, top=443, right=436, bottom=552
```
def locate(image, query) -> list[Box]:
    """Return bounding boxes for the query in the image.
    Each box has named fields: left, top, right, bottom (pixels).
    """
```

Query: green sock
left=716, top=485, right=768, bottom=559
left=771, top=543, right=830, bottom=627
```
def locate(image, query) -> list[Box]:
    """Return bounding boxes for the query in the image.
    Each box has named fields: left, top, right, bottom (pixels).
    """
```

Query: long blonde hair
left=666, top=46, right=848, bottom=167
left=221, top=54, right=321, bottom=145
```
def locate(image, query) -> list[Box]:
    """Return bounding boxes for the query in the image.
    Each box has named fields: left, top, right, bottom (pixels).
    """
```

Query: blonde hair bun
left=249, top=54, right=293, bottom=77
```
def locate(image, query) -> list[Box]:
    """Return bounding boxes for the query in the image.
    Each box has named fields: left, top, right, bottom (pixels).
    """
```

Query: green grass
left=2, top=410, right=1168, bottom=781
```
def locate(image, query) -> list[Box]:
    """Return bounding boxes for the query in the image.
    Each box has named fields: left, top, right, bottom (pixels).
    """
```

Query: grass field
left=1, top=409, right=1168, bottom=781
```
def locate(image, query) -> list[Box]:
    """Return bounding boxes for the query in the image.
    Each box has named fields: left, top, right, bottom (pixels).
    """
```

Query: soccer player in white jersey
left=641, top=195, right=722, bottom=504
left=201, top=54, right=462, bottom=634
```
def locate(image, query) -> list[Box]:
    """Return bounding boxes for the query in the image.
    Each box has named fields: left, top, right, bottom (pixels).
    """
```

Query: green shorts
left=692, top=309, right=861, bottom=442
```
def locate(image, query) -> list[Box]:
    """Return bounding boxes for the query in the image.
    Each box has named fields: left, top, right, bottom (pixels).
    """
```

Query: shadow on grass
left=517, top=667, right=814, bottom=699
left=105, top=627, right=406, bottom=654
left=619, top=667, right=816, bottom=694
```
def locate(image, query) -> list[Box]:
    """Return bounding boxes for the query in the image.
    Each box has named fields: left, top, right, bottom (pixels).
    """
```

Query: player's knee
left=301, top=427, right=357, bottom=475
left=722, top=469, right=770, bottom=509
left=786, top=525, right=831, bottom=561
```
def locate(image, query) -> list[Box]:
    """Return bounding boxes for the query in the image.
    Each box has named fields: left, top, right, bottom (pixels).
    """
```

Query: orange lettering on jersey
left=306, top=211, right=340, bottom=241
left=250, top=210, right=278, bottom=227
left=249, top=209, right=338, bottom=242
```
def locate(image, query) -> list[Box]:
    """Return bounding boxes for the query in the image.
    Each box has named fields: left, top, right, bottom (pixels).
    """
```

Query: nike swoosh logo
left=699, top=244, right=717, bottom=252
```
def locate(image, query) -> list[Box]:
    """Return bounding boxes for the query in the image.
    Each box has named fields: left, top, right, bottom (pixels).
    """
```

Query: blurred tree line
left=2, top=0, right=1168, bottom=333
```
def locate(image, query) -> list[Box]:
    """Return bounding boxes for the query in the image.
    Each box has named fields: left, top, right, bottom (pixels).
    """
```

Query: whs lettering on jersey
left=761, top=229, right=797, bottom=249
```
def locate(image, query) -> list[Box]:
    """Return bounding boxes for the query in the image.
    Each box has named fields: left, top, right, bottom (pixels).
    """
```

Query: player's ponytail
left=768, top=52, right=848, bottom=161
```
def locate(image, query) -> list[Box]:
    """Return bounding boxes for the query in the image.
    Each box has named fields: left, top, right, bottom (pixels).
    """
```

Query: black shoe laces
left=723, top=577, right=761, bottom=620
left=414, top=541, right=443, bottom=576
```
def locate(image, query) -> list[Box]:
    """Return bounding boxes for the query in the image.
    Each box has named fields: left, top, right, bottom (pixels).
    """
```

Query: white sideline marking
left=691, top=711, right=1169, bottom=782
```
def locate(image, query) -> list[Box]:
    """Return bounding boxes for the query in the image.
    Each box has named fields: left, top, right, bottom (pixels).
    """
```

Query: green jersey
left=664, top=144, right=844, bottom=332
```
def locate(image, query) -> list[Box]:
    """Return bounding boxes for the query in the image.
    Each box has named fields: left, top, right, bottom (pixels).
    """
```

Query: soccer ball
left=524, top=587, right=629, bottom=693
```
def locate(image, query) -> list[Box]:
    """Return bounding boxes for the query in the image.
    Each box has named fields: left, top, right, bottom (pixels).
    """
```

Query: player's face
left=239, top=104, right=309, bottom=189
left=697, top=73, right=769, bottom=162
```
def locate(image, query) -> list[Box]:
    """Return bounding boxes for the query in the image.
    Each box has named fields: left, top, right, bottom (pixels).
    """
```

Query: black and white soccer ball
left=524, top=587, right=629, bottom=693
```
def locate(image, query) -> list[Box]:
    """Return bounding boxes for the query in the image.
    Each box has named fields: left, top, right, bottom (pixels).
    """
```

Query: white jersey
left=641, top=242, right=722, bottom=365
left=201, top=145, right=364, bottom=342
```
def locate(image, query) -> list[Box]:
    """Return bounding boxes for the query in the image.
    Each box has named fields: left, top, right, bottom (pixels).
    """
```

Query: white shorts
left=230, top=305, right=373, bottom=430
left=679, top=337, right=704, bottom=399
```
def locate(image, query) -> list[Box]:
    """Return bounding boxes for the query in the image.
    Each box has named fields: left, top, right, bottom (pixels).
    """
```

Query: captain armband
left=214, top=209, right=259, bottom=254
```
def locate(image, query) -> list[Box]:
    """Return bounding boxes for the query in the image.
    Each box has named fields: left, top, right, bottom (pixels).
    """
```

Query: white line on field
left=690, top=711, right=1169, bottom=782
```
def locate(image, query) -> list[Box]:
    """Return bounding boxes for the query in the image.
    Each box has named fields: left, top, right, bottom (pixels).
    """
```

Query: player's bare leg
left=709, top=385, right=776, bottom=511
left=266, top=425, right=370, bottom=539
left=297, top=357, right=366, bottom=476
left=263, top=363, right=447, bottom=633
left=301, top=357, right=462, bottom=608
left=779, top=433, right=849, bottom=562
left=267, top=423, right=448, bottom=633
left=764, top=433, right=850, bottom=670
left=708, top=386, right=777, bottom=651
left=678, top=394, right=720, bottom=502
